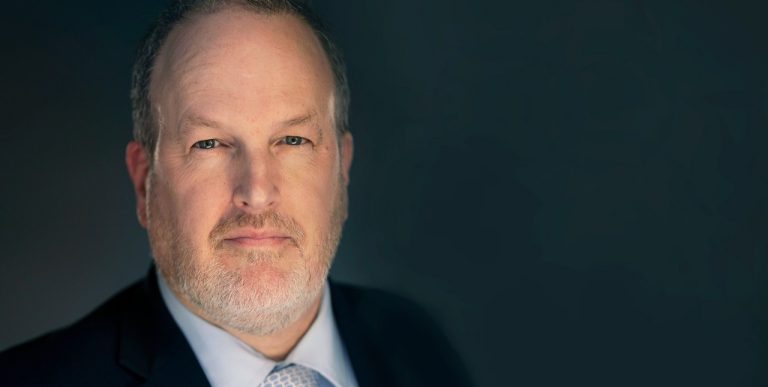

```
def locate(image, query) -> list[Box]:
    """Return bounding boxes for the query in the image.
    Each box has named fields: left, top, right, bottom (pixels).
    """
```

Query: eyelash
left=191, top=136, right=309, bottom=150
left=192, top=139, right=220, bottom=150
left=280, top=136, right=308, bottom=146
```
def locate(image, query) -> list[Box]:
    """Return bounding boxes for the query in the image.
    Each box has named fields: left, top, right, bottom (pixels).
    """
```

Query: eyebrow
left=278, top=111, right=324, bottom=142
left=177, top=111, right=323, bottom=140
left=177, top=114, right=223, bottom=134
left=281, top=112, right=315, bottom=128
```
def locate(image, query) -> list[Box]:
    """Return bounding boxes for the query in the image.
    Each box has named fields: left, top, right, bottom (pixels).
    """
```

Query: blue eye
left=283, top=136, right=307, bottom=146
left=193, top=139, right=219, bottom=149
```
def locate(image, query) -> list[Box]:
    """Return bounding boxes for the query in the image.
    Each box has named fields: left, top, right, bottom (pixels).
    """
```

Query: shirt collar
left=284, top=281, right=358, bottom=387
left=157, top=272, right=357, bottom=387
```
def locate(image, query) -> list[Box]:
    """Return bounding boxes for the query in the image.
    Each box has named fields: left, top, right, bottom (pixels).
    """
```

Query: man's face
left=126, top=9, right=353, bottom=335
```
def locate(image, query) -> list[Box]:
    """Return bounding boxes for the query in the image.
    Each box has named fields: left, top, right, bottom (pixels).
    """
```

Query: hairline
left=131, top=0, right=350, bottom=157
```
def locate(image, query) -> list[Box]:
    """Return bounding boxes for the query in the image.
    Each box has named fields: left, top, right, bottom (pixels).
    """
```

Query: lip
left=221, top=229, right=292, bottom=247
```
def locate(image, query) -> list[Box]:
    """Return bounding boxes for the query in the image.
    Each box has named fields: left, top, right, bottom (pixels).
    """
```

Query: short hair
left=130, top=0, right=349, bottom=154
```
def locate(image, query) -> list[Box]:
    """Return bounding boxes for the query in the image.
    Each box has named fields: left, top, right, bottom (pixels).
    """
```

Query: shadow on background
left=1, top=1, right=766, bottom=386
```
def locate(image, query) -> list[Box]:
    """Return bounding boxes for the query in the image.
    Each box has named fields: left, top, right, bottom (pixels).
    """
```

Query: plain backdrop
left=1, top=1, right=767, bottom=386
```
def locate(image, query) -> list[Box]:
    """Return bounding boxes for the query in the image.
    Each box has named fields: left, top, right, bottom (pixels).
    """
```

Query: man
left=0, top=1, right=469, bottom=386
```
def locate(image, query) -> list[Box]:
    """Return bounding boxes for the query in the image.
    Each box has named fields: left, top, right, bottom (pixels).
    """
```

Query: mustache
left=209, top=210, right=305, bottom=246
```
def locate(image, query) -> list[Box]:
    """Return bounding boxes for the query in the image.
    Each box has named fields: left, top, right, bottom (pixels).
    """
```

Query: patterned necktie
left=257, top=363, right=323, bottom=387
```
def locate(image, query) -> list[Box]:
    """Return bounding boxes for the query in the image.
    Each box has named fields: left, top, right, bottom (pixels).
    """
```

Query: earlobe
left=340, top=132, right=354, bottom=187
left=125, top=141, right=151, bottom=228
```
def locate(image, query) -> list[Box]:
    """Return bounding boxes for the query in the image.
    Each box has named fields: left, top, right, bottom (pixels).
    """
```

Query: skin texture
left=125, top=8, right=353, bottom=360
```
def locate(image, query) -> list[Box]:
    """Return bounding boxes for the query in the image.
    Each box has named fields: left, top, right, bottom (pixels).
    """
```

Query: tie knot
left=258, top=363, right=323, bottom=387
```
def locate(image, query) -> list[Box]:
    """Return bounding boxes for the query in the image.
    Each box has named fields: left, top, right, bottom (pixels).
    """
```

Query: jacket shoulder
left=0, top=281, right=146, bottom=386
left=330, top=282, right=473, bottom=386
left=331, top=283, right=448, bottom=335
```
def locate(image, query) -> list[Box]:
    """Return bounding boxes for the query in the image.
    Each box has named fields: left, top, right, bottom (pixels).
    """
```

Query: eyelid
left=279, top=135, right=310, bottom=146
left=191, top=136, right=310, bottom=149
left=192, top=139, right=221, bottom=149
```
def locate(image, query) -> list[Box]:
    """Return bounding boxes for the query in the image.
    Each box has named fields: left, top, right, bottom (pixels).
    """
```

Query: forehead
left=150, top=7, right=334, bottom=122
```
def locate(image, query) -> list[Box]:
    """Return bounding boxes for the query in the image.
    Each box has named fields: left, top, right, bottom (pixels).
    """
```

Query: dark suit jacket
left=0, top=269, right=471, bottom=386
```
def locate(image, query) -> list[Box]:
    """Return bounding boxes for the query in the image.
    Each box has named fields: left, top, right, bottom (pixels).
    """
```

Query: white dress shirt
left=157, top=273, right=359, bottom=387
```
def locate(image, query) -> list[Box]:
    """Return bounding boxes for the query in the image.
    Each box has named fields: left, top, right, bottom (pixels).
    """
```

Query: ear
left=340, top=132, right=353, bottom=187
left=125, top=141, right=151, bottom=228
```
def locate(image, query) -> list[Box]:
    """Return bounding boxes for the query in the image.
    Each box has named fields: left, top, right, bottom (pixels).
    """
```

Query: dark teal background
left=1, top=1, right=767, bottom=385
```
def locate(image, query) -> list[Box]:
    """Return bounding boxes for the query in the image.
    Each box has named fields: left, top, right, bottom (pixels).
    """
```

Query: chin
left=155, top=236, right=329, bottom=334
left=238, top=270, right=307, bottom=303
left=205, top=273, right=324, bottom=336
left=184, top=255, right=320, bottom=318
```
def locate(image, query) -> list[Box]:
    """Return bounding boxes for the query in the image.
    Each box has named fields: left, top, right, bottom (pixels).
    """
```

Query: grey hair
left=130, top=0, right=350, bottom=154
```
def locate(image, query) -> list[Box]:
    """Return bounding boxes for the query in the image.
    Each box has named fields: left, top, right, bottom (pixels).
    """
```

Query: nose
left=232, top=150, right=279, bottom=212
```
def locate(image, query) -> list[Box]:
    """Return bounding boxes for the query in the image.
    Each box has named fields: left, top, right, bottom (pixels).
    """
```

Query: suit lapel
left=330, top=281, right=393, bottom=387
left=117, top=269, right=210, bottom=386
left=113, top=273, right=407, bottom=387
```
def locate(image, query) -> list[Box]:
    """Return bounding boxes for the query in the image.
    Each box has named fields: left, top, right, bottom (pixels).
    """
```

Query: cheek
left=158, top=168, right=233, bottom=243
left=283, top=167, right=341, bottom=230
